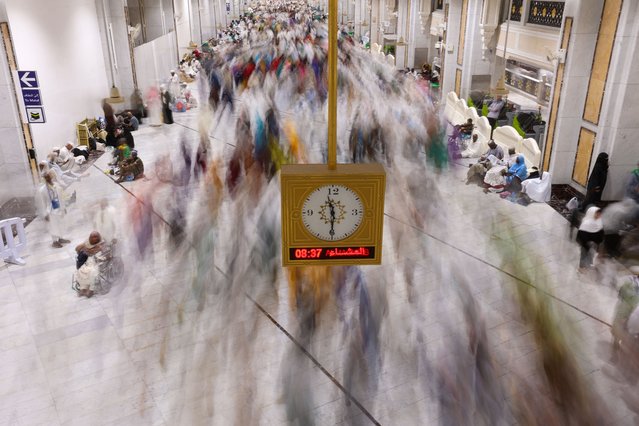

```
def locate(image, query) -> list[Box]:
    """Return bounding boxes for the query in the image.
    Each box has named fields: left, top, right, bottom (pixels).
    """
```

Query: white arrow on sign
left=20, top=72, right=37, bottom=88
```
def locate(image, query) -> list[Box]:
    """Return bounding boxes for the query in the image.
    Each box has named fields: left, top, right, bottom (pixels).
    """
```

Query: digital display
left=289, top=246, right=376, bottom=260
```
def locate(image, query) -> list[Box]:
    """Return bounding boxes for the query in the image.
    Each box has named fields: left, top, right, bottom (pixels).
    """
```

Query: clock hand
left=328, top=197, right=336, bottom=237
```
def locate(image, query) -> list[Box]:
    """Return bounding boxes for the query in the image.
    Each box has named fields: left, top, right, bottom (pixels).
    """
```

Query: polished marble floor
left=1, top=99, right=638, bottom=425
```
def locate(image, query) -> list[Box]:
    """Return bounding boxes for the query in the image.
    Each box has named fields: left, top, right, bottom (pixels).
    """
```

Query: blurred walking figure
left=93, top=198, right=119, bottom=243
left=129, top=194, right=154, bottom=259
left=612, top=266, right=639, bottom=365
left=161, top=85, right=174, bottom=124
left=601, top=199, right=639, bottom=258
left=281, top=346, right=315, bottom=426
left=625, top=162, right=639, bottom=203
left=576, top=206, right=604, bottom=272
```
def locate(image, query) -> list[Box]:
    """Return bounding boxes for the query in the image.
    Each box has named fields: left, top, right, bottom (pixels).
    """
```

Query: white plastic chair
left=0, top=217, right=27, bottom=265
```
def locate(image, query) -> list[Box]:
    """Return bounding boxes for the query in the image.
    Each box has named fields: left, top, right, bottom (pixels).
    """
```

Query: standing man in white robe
left=36, top=173, right=70, bottom=248
left=93, top=198, right=119, bottom=244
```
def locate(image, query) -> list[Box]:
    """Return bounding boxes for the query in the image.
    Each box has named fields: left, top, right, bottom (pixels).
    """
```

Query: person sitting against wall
left=123, top=112, right=139, bottom=132
left=46, top=152, right=83, bottom=183
left=116, top=149, right=144, bottom=183
left=53, top=144, right=78, bottom=171
left=466, top=140, right=504, bottom=185
left=499, top=154, right=528, bottom=194
left=483, top=147, right=517, bottom=188
left=109, top=138, right=131, bottom=168
left=461, top=134, right=482, bottom=158
left=458, top=118, right=474, bottom=138
left=65, top=141, right=89, bottom=162
left=106, top=125, right=135, bottom=149
left=39, top=160, right=78, bottom=189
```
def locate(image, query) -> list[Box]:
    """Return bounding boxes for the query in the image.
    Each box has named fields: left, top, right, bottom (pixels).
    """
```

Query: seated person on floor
left=66, top=142, right=89, bottom=162
left=109, top=138, right=131, bottom=167
left=123, top=112, right=139, bottom=132
left=53, top=145, right=77, bottom=172
left=46, top=154, right=83, bottom=184
left=105, top=125, right=135, bottom=149
left=496, top=155, right=529, bottom=198
left=458, top=119, right=474, bottom=138
left=466, top=140, right=504, bottom=184
left=39, top=161, right=73, bottom=190
left=74, top=231, right=105, bottom=298
left=461, top=134, right=481, bottom=158
left=484, top=147, right=517, bottom=187
left=117, top=149, right=144, bottom=182
left=504, top=154, right=528, bottom=185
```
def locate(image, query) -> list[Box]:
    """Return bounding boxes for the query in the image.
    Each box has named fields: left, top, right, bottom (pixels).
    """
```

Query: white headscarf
left=628, top=305, right=639, bottom=335
left=579, top=206, right=603, bottom=233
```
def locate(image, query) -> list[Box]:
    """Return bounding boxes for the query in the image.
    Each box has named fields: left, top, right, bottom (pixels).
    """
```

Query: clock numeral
left=352, top=209, right=361, bottom=215
left=328, top=187, right=339, bottom=196
left=304, top=209, right=313, bottom=216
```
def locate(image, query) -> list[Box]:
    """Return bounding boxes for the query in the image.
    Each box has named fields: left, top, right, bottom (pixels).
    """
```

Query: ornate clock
left=280, top=163, right=386, bottom=266
left=301, top=184, right=364, bottom=241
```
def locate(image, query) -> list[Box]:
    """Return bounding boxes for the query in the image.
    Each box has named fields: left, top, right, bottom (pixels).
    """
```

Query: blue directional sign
left=17, top=70, right=39, bottom=88
left=21, top=88, right=41, bottom=106
left=18, top=70, right=45, bottom=123
left=26, top=106, right=45, bottom=123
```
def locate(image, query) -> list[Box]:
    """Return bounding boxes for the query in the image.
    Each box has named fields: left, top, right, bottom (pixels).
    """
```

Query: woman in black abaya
left=582, top=152, right=609, bottom=211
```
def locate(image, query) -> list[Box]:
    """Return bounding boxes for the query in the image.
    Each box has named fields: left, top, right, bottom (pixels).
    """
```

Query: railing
left=543, top=83, right=551, bottom=103
left=505, top=68, right=540, bottom=98
left=510, top=0, right=523, bottom=22
left=527, top=1, right=564, bottom=28
left=504, top=68, right=551, bottom=105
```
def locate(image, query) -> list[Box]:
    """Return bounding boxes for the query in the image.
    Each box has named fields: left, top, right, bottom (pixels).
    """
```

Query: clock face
left=302, top=184, right=364, bottom=241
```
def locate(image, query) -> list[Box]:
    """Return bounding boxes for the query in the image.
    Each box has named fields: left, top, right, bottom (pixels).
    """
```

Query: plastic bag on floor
left=566, top=196, right=579, bottom=211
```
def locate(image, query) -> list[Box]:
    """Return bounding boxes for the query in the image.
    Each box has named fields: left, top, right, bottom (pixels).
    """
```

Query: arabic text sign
left=289, top=246, right=376, bottom=261
left=17, top=70, right=39, bottom=88
left=21, top=88, right=41, bottom=106
left=17, top=70, right=45, bottom=123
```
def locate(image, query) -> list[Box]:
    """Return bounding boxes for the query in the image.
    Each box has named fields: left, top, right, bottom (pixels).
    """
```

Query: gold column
left=403, top=0, right=411, bottom=67
left=542, top=17, right=573, bottom=171
left=583, top=0, right=623, bottom=124
left=455, top=69, right=462, bottom=96
left=440, top=3, right=449, bottom=88
left=572, top=128, right=596, bottom=186
left=457, top=0, right=468, bottom=66
left=328, top=0, right=337, bottom=169
left=0, top=22, right=38, bottom=182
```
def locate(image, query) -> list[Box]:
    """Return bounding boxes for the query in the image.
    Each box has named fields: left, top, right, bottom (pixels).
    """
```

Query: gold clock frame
left=281, top=163, right=386, bottom=266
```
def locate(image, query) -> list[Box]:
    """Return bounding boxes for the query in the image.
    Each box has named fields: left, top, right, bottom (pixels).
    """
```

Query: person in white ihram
left=36, top=172, right=71, bottom=248
left=169, top=69, right=180, bottom=100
